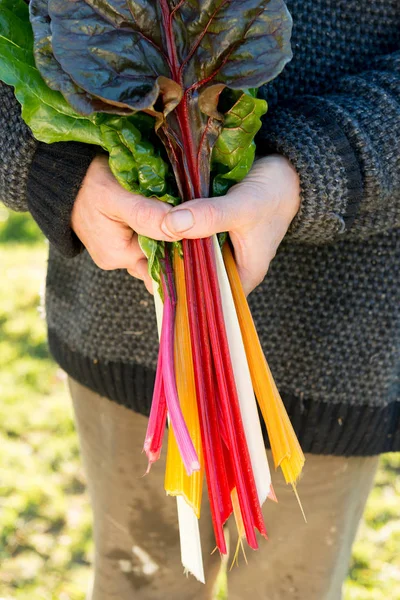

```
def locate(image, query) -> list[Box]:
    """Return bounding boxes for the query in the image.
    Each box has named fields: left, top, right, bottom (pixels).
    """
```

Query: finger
left=230, top=214, right=289, bottom=295
left=160, top=156, right=300, bottom=241
left=89, top=229, right=145, bottom=272
left=127, top=258, right=153, bottom=295
left=77, top=155, right=176, bottom=242
left=232, top=238, right=273, bottom=296
left=111, top=193, right=176, bottom=241
left=236, top=259, right=270, bottom=297
left=143, top=278, right=154, bottom=295
left=160, top=194, right=245, bottom=240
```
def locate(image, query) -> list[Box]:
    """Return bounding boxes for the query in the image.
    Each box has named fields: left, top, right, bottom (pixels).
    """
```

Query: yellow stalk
left=164, top=248, right=204, bottom=517
left=222, top=244, right=305, bottom=487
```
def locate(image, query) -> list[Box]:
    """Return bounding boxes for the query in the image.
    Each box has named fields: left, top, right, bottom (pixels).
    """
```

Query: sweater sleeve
left=256, top=51, right=400, bottom=244
left=0, top=82, right=96, bottom=257
left=0, top=82, right=37, bottom=212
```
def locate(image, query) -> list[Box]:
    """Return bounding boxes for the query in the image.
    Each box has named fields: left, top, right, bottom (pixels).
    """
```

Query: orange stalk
left=165, top=248, right=204, bottom=517
left=230, top=487, right=248, bottom=569
left=222, top=244, right=305, bottom=488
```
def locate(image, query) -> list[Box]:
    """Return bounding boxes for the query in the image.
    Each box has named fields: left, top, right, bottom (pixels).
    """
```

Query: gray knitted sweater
left=1, top=0, right=399, bottom=455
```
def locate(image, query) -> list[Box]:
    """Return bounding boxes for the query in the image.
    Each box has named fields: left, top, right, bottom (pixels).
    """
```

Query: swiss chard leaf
left=212, top=92, right=268, bottom=196
left=1, top=0, right=290, bottom=283
left=31, top=0, right=291, bottom=114
left=0, top=0, right=176, bottom=283
left=30, top=0, right=133, bottom=116
left=0, top=0, right=103, bottom=145
left=29, top=0, right=292, bottom=200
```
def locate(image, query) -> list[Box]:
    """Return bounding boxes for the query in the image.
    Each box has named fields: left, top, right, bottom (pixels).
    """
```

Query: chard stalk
left=161, top=253, right=200, bottom=476
left=197, top=238, right=267, bottom=548
left=143, top=350, right=167, bottom=469
left=183, top=239, right=232, bottom=554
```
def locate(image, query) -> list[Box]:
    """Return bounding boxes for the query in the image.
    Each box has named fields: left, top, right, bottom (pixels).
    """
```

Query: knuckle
left=240, top=180, right=268, bottom=202
left=133, top=200, right=157, bottom=231
left=239, top=180, right=282, bottom=216
left=93, top=251, right=118, bottom=271
left=203, top=202, right=222, bottom=231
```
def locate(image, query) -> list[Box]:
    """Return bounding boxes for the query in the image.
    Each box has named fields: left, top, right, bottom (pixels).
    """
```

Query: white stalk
left=177, top=496, right=205, bottom=583
left=153, top=283, right=205, bottom=583
left=212, top=236, right=271, bottom=505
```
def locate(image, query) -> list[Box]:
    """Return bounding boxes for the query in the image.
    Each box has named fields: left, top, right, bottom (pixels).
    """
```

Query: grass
left=0, top=208, right=92, bottom=600
left=0, top=208, right=399, bottom=599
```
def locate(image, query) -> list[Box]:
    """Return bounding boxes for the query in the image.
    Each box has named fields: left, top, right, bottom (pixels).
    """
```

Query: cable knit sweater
left=1, top=0, right=399, bottom=455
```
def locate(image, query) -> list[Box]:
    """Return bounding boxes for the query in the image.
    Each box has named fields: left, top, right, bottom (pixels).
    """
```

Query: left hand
left=161, top=155, right=301, bottom=295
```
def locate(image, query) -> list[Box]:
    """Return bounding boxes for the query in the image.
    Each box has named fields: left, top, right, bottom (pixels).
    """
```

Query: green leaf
left=138, top=236, right=165, bottom=292
left=212, top=92, right=268, bottom=195
left=0, top=5, right=33, bottom=59
left=0, top=0, right=103, bottom=145
left=98, top=115, right=179, bottom=204
left=30, top=0, right=170, bottom=115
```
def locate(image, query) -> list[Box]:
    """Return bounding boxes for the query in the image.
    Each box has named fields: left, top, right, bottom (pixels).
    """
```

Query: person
left=1, top=0, right=399, bottom=599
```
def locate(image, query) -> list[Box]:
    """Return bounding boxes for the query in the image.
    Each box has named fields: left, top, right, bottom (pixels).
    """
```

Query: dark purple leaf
left=31, top=0, right=291, bottom=112
left=30, top=0, right=292, bottom=198
left=29, top=0, right=127, bottom=114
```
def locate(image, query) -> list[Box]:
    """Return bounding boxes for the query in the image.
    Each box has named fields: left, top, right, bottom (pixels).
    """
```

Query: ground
left=0, top=208, right=399, bottom=600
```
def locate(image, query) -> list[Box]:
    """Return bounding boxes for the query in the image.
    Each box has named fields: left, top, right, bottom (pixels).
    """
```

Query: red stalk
left=183, top=239, right=232, bottom=553
left=221, top=436, right=236, bottom=495
left=196, top=238, right=266, bottom=548
left=190, top=250, right=234, bottom=531
left=144, top=348, right=167, bottom=469
left=203, top=238, right=267, bottom=538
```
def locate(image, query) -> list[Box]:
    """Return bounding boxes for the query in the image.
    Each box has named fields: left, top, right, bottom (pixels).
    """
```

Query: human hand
left=72, top=154, right=300, bottom=296
left=161, top=155, right=301, bottom=295
left=71, top=155, right=176, bottom=294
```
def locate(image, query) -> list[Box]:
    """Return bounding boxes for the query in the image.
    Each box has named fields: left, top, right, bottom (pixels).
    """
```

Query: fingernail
left=165, top=209, right=194, bottom=233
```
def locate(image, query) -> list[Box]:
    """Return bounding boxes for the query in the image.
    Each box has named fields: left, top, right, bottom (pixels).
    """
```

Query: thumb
left=161, top=196, right=240, bottom=239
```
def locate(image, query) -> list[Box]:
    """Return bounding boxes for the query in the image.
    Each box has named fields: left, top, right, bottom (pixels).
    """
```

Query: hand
left=161, top=155, right=301, bottom=295
left=71, top=155, right=176, bottom=294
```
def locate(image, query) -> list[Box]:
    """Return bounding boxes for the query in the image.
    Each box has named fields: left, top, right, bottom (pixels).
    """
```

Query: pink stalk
left=161, top=253, right=200, bottom=476
left=143, top=347, right=168, bottom=470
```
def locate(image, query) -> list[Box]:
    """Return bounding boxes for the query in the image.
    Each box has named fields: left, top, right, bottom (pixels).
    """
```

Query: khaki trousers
left=68, top=378, right=379, bottom=600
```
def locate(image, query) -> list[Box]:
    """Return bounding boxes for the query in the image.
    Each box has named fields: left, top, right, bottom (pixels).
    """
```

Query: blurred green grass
left=0, top=208, right=399, bottom=600
left=0, top=208, right=92, bottom=600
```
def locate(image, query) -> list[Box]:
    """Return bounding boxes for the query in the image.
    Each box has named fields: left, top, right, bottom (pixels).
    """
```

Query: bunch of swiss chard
left=0, top=0, right=305, bottom=581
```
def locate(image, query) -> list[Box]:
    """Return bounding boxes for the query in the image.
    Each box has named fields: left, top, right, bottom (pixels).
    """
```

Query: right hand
left=71, top=155, right=176, bottom=294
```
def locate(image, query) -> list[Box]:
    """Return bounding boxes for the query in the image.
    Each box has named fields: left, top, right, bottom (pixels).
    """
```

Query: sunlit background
left=0, top=206, right=399, bottom=600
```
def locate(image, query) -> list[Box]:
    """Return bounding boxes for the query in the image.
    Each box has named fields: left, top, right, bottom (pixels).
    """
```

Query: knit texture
left=1, top=0, right=400, bottom=455
left=0, top=84, right=37, bottom=211
left=28, top=142, right=97, bottom=257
